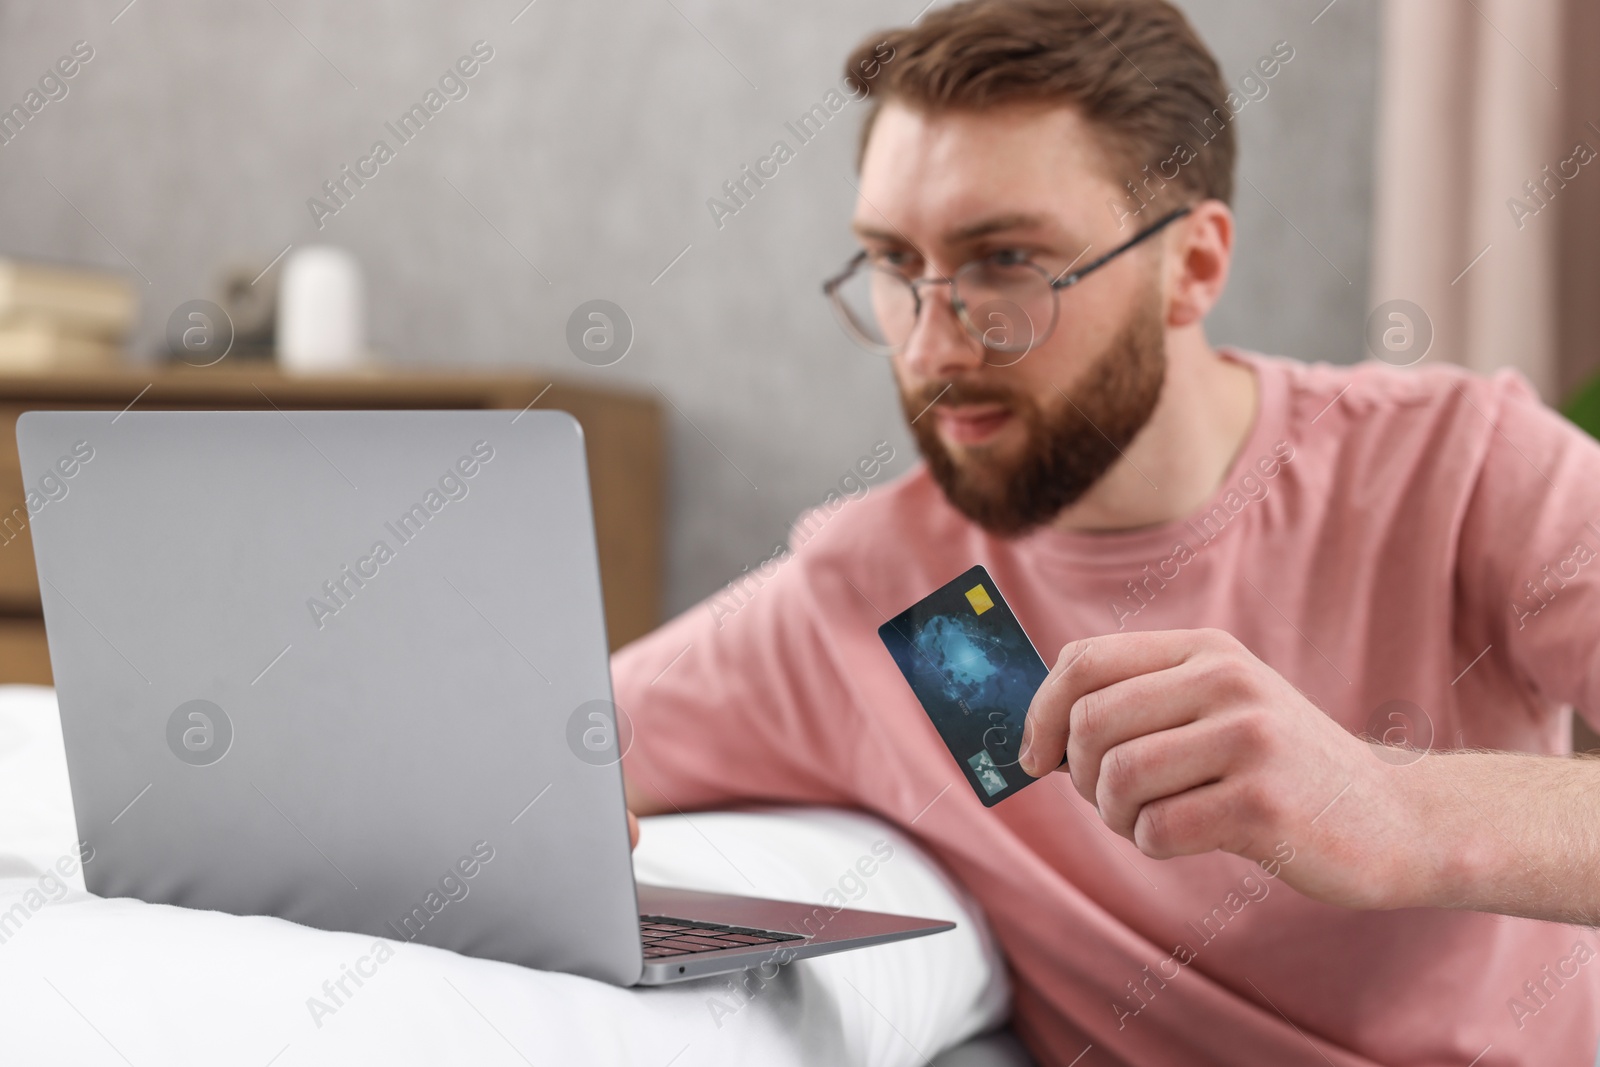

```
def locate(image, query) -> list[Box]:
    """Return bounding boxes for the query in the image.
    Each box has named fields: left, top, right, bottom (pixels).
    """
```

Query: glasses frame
left=821, top=205, right=1194, bottom=358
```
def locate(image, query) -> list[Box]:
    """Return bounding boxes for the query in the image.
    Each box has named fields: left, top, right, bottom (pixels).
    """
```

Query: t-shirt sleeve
left=1455, top=369, right=1600, bottom=729
left=611, top=533, right=866, bottom=814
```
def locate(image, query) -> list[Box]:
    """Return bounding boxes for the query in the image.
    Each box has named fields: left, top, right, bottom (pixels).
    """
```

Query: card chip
left=965, top=584, right=994, bottom=615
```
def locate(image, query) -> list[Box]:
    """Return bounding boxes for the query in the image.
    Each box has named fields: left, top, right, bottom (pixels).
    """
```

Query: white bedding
left=0, top=686, right=1008, bottom=1066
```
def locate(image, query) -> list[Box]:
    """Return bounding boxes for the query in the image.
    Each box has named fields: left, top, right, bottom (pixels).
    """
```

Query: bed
left=0, top=684, right=1020, bottom=1065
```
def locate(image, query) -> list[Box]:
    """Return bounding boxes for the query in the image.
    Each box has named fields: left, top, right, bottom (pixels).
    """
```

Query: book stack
left=0, top=259, right=135, bottom=372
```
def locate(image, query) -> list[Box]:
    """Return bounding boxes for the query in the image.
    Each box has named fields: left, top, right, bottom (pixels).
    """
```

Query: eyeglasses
left=821, top=206, right=1192, bottom=364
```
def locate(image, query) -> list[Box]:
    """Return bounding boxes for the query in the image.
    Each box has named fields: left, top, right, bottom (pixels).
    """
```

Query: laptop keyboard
left=640, top=914, right=807, bottom=958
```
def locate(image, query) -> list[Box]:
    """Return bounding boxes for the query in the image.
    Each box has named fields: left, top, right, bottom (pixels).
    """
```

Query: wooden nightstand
left=0, top=365, right=663, bottom=683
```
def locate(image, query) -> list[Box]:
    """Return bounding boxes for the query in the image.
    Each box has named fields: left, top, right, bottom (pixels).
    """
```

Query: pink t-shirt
left=614, top=349, right=1600, bottom=1067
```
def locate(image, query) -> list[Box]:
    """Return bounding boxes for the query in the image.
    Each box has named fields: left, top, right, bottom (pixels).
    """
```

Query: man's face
left=852, top=101, right=1170, bottom=536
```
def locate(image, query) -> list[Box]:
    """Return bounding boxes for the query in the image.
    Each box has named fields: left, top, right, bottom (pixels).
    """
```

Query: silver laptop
left=18, top=409, right=951, bottom=985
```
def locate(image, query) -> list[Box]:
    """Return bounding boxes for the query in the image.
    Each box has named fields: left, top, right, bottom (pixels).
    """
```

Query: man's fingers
left=1019, top=640, right=1094, bottom=774
left=1023, top=660, right=1200, bottom=779
left=1093, top=716, right=1237, bottom=838
left=628, top=809, right=640, bottom=850
left=1131, top=779, right=1247, bottom=860
left=1021, top=630, right=1215, bottom=777
left=1061, top=665, right=1213, bottom=795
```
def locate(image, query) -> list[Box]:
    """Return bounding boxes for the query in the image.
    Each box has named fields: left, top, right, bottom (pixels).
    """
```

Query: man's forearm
left=1397, top=748, right=1600, bottom=925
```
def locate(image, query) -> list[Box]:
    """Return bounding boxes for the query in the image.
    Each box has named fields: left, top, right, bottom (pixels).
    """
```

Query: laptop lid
left=18, top=409, right=643, bottom=984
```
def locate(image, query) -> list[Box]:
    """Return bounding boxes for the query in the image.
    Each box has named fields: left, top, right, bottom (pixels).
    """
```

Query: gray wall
left=0, top=0, right=1377, bottom=619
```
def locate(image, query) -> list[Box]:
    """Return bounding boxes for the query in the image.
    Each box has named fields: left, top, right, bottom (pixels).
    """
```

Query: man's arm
left=1401, top=746, right=1600, bottom=923
left=1017, top=628, right=1600, bottom=924
left=610, top=518, right=868, bottom=848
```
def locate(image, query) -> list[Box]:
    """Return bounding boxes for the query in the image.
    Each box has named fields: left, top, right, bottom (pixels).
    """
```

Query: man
left=617, top=1, right=1600, bottom=1063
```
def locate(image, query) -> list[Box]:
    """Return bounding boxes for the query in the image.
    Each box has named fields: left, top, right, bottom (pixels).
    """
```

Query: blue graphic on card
left=878, top=564, right=1050, bottom=806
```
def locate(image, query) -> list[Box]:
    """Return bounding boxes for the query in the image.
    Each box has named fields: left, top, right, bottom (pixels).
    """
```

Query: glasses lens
left=830, top=263, right=917, bottom=353
left=956, top=259, right=1057, bottom=360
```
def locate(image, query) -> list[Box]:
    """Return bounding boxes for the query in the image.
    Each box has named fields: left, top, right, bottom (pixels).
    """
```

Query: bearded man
left=615, top=2, right=1600, bottom=1064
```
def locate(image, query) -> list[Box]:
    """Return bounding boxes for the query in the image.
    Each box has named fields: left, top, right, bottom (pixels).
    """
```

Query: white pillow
left=0, top=685, right=78, bottom=882
left=633, top=807, right=1012, bottom=1064
left=0, top=685, right=1010, bottom=1066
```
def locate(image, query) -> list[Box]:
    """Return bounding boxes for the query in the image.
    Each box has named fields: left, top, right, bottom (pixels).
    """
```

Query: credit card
left=878, top=564, right=1050, bottom=806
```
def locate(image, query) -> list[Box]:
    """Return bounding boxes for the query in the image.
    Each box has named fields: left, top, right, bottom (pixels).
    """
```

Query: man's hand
left=628, top=809, right=639, bottom=850
left=1018, top=628, right=1442, bottom=911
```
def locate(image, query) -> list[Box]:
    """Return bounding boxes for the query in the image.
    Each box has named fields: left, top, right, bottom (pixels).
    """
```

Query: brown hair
left=844, top=0, right=1235, bottom=208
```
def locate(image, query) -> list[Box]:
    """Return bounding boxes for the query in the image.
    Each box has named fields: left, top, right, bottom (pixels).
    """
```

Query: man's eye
left=987, top=248, right=1031, bottom=266
left=870, top=250, right=916, bottom=271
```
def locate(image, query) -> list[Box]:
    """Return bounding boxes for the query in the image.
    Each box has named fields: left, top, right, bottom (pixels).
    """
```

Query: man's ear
left=1166, top=199, right=1234, bottom=329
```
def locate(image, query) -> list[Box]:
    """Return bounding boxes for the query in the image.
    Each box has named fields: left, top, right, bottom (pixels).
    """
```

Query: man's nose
left=898, top=281, right=985, bottom=381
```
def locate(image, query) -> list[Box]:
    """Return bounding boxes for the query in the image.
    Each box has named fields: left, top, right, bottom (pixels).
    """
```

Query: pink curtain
left=1370, top=0, right=1599, bottom=402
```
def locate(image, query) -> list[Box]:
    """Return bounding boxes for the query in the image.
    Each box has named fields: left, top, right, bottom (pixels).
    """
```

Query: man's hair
left=844, top=0, right=1235, bottom=208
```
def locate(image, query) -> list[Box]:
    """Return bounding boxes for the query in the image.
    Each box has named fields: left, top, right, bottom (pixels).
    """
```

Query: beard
left=899, top=289, right=1167, bottom=537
